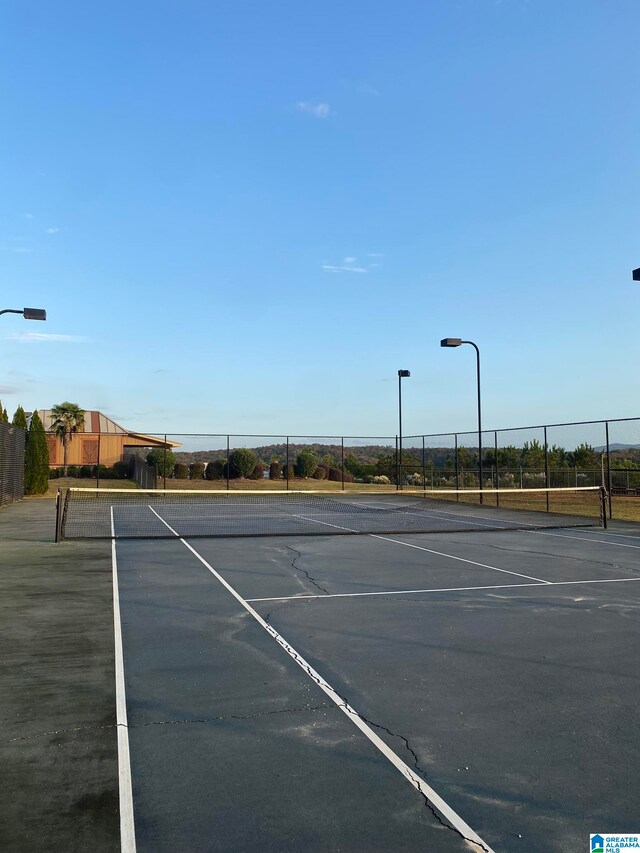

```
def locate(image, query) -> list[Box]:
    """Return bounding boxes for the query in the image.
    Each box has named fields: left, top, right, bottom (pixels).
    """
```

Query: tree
left=0, top=401, right=8, bottom=423
left=296, top=450, right=318, bottom=478
left=570, top=443, right=596, bottom=468
left=12, top=406, right=27, bottom=430
left=229, top=448, right=257, bottom=478
left=50, top=402, right=85, bottom=476
left=24, top=411, right=49, bottom=495
left=147, top=447, right=176, bottom=477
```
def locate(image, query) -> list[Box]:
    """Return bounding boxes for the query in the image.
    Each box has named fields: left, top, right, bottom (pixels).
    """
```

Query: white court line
left=146, top=506, right=494, bottom=853
left=370, top=535, right=552, bottom=584
left=247, top=576, right=640, bottom=603
left=111, top=507, right=137, bottom=853
left=531, top=530, right=640, bottom=550
left=294, top=514, right=551, bottom=583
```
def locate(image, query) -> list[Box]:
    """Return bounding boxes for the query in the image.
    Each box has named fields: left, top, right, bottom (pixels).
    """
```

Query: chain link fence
left=60, top=416, right=640, bottom=520
left=0, top=422, right=25, bottom=505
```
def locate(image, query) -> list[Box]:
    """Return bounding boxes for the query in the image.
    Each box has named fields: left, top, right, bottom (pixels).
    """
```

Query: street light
left=0, top=307, right=47, bottom=321
left=633, top=268, right=640, bottom=281
left=398, top=369, right=410, bottom=489
left=440, top=338, right=483, bottom=499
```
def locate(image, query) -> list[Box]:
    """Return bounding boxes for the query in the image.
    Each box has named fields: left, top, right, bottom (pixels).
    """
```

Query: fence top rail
left=117, top=416, right=639, bottom=443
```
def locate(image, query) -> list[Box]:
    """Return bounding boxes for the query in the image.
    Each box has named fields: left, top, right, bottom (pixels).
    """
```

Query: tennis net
left=55, top=486, right=607, bottom=541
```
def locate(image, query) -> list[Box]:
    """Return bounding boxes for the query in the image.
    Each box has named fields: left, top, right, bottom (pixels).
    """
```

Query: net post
left=286, top=437, right=289, bottom=491
left=54, top=487, right=62, bottom=542
left=226, top=435, right=230, bottom=491
left=341, top=438, right=345, bottom=492
left=600, top=486, right=608, bottom=529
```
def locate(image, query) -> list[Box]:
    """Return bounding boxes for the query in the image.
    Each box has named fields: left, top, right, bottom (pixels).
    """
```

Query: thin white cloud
left=343, top=256, right=357, bottom=264
left=46, top=227, right=60, bottom=234
left=296, top=101, right=330, bottom=119
left=23, top=213, right=34, bottom=220
left=367, top=252, right=385, bottom=258
left=355, top=82, right=380, bottom=96
left=0, top=385, right=18, bottom=394
left=322, top=264, right=367, bottom=274
left=6, top=332, right=88, bottom=344
left=0, top=245, right=33, bottom=254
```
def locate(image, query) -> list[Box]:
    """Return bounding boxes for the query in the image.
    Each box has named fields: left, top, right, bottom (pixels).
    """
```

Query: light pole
left=440, top=338, right=483, bottom=500
left=398, top=369, right=410, bottom=489
left=0, top=307, right=47, bottom=321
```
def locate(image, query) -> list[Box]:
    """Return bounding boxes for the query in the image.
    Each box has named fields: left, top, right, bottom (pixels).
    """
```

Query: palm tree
left=50, top=402, right=85, bottom=476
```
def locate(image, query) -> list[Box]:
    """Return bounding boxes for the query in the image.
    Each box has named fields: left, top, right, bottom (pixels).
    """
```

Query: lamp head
left=23, top=308, right=47, bottom=321
left=633, top=268, right=640, bottom=282
left=440, top=337, right=462, bottom=347
left=398, top=369, right=410, bottom=378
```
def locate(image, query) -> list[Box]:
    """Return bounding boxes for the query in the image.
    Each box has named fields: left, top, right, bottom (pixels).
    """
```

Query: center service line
left=111, top=507, right=137, bottom=853
left=146, top=506, right=495, bottom=853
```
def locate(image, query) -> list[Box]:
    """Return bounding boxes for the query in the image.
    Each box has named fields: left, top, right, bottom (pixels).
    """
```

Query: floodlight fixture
left=0, top=307, right=47, bottom=321
left=397, top=369, right=411, bottom=489
left=440, top=337, right=484, bottom=500
left=633, top=268, right=640, bottom=282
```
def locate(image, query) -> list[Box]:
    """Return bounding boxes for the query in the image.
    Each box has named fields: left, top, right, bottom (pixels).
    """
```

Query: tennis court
left=68, top=487, right=638, bottom=853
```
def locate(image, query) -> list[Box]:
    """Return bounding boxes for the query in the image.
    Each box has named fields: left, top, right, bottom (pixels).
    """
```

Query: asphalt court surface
left=115, top=517, right=640, bottom=853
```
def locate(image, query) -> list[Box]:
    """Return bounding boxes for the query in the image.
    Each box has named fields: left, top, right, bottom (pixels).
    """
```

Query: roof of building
left=32, top=410, right=180, bottom=447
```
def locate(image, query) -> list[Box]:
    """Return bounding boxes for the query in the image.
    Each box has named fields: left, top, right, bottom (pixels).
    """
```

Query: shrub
left=312, top=465, right=327, bottom=480
left=327, top=467, right=354, bottom=483
left=205, top=460, right=225, bottom=480
left=406, top=472, right=423, bottom=486
left=269, top=461, right=282, bottom=480
left=189, top=462, right=206, bottom=480
left=79, top=465, right=92, bottom=478
left=49, top=467, right=61, bottom=479
left=24, top=411, right=49, bottom=495
left=365, top=474, right=391, bottom=485
left=67, top=465, right=81, bottom=478
left=173, top=462, right=189, bottom=479
left=147, top=448, right=176, bottom=478
left=249, top=461, right=265, bottom=480
left=229, top=448, right=257, bottom=478
left=282, top=463, right=296, bottom=480
left=112, top=460, right=131, bottom=479
left=296, top=450, right=318, bottom=478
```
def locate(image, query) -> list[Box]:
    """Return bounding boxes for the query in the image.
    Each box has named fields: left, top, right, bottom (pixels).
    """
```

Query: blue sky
left=1, top=0, right=638, bottom=441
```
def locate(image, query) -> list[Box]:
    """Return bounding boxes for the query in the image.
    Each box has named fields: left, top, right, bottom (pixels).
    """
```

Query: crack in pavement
left=262, top=614, right=490, bottom=852
left=284, top=545, right=330, bottom=594
left=1, top=703, right=335, bottom=745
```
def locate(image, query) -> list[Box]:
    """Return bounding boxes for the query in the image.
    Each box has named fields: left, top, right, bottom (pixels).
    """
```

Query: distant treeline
left=175, top=442, right=640, bottom=470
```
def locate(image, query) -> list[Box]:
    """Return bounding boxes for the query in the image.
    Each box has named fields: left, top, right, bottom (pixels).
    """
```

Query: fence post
left=226, top=435, right=230, bottom=491
left=395, top=435, right=399, bottom=491
left=422, top=435, right=426, bottom=493
left=494, top=431, right=499, bottom=506
left=163, top=435, right=167, bottom=490
left=544, top=427, right=550, bottom=511
left=605, top=421, right=612, bottom=519
left=454, top=434, right=459, bottom=498
left=286, top=437, right=289, bottom=491
left=96, top=434, right=101, bottom=489
left=341, top=437, right=345, bottom=492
